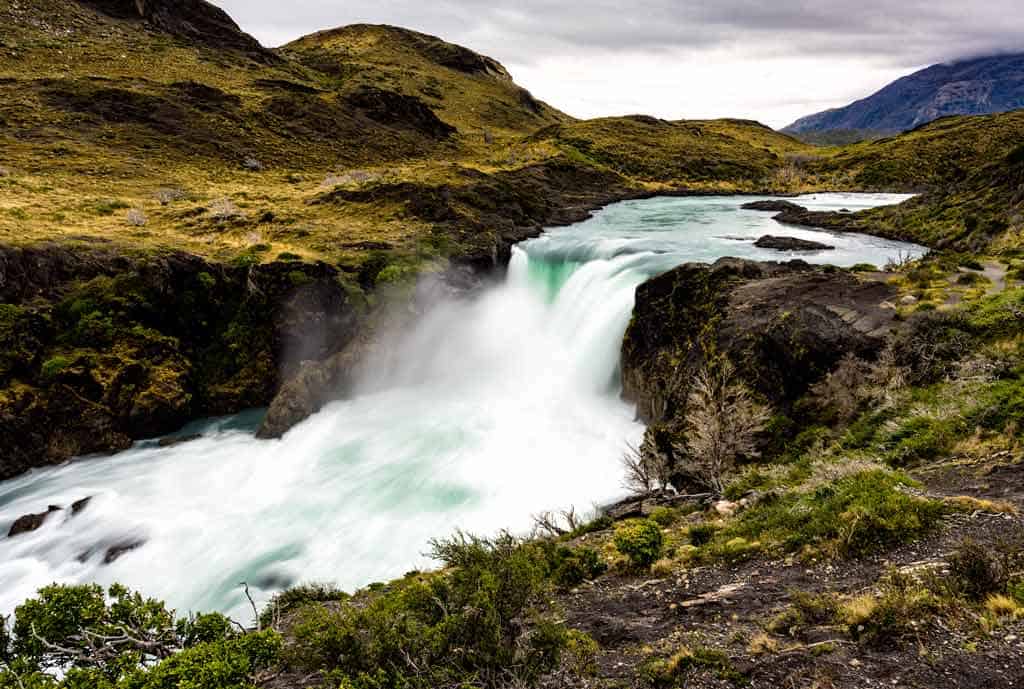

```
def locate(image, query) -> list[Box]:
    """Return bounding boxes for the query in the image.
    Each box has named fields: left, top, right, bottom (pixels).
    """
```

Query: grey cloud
left=213, top=0, right=1023, bottom=125
left=218, top=0, right=1024, bottom=68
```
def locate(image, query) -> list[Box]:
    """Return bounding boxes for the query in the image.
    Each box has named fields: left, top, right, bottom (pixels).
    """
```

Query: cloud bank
left=216, top=0, right=1024, bottom=127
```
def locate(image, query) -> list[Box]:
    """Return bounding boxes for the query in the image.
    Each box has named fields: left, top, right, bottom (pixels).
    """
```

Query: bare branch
left=240, top=582, right=261, bottom=631
left=674, top=360, right=771, bottom=495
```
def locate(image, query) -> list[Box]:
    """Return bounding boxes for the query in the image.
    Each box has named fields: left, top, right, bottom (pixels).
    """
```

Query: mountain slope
left=784, top=53, right=1024, bottom=137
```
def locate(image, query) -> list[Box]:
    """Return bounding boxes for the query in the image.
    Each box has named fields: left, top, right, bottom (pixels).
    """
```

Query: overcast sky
left=216, top=0, right=1024, bottom=128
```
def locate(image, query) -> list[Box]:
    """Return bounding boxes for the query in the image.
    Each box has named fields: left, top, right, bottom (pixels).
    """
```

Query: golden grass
left=839, top=594, right=878, bottom=626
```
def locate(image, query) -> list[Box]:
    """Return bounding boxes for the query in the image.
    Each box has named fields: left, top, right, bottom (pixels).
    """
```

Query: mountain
left=783, top=53, right=1024, bottom=138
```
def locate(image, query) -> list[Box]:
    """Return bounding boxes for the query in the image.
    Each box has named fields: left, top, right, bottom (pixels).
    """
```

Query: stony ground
left=547, top=454, right=1024, bottom=688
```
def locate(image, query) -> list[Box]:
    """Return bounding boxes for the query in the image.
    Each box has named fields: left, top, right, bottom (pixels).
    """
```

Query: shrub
left=122, top=629, right=281, bottom=689
left=674, top=360, right=770, bottom=493
left=40, top=356, right=71, bottom=380
left=285, top=532, right=574, bottom=688
left=768, top=591, right=838, bottom=636
left=548, top=546, right=607, bottom=588
left=850, top=263, right=878, bottom=272
left=614, top=519, right=664, bottom=569
left=841, top=572, right=942, bottom=647
left=277, top=252, right=302, bottom=262
left=886, top=414, right=960, bottom=466
left=948, top=540, right=1008, bottom=600
left=566, top=514, right=612, bottom=539
left=94, top=200, right=130, bottom=216
left=5, top=583, right=272, bottom=687
left=648, top=506, right=677, bottom=527
left=259, top=582, right=349, bottom=628
left=890, top=311, right=975, bottom=384
left=688, top=523, right=716, bottom=547
left=640, top=646, right=746, bottom=687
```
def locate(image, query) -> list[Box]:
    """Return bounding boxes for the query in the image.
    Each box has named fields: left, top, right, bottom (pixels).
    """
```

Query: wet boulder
left=7, top=505, right=62, bottom=537
left=754, top=235, right=835, bottom=251
left=741, top=200, right=806, bottom=212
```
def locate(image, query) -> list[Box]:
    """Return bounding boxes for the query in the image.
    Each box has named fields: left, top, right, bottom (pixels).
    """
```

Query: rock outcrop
left=0, top=245, right=359, bottom=479
left=7, top=505, right=62, bottom=537
left=772, top=206, right=860, bottom=232
left=621, top=258, right=897, bottom=428
left=81, top=0, right=275, bottom=60
left=256, top=345, right=363, bottom=439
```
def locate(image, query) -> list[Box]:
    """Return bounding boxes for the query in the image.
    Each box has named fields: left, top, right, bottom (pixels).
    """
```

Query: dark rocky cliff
left=620, top=258, right=898, bottom=465
left=0, top=244, right=359, bottom=479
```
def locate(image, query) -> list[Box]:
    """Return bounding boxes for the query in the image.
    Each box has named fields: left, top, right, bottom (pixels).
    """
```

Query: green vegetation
left=0, top=583, right=280, bottom=689
left=282, top=532, right=593, bottom=688
left=613, top=518, right=665, bottom=569
left=724, top=469, right=944, bottom=557
left=0, top=532, right=609, bottom=689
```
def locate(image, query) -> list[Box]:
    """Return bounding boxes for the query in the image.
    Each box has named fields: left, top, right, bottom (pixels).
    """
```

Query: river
left=0, top=193, right=924, bottom=618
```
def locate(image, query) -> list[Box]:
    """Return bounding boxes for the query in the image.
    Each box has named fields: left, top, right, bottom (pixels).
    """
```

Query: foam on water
left=0, top=193, right=924, bottom=617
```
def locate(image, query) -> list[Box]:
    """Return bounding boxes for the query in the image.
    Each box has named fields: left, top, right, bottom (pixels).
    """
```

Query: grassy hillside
left=531, top=116, right=814, bottom=190
left=0, top=0, right=826, bottom=279
left=806, top=110, right=1024, bottom=190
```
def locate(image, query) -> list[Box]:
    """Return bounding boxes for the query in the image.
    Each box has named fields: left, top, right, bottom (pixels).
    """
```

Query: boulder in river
left=103, top=540, right=146, bottom=564
left=754, top=235, right=835, bottom=251
left=71, top=496, right=92, bottom=515
left=8, top=496, right=95, bottom=537
left=741, top=200, right=806, bottom=212
left=157, top=433, right=202, bottom=448
left=7, top=505, right=62, bottom=537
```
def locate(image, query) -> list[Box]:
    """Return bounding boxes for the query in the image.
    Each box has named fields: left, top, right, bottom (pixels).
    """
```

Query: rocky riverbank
left=0, top=242, right=359, bottom=479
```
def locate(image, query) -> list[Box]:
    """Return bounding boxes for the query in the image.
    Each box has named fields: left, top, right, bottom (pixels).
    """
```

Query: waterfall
left=0, top=193, right=924, bottom=619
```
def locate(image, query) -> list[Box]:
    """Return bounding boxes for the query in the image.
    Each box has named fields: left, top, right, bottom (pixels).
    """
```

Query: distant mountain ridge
left=783, top=53, right=1024, bottom=137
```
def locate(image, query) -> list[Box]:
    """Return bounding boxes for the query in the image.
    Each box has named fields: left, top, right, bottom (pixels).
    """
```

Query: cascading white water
left=0, top=193, right=925, bottom=618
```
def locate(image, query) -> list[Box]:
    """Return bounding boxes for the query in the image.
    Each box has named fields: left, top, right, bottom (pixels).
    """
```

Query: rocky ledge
left=620, top=258, right=898, bottom=468
left=0, top=243, right=360, bottom=479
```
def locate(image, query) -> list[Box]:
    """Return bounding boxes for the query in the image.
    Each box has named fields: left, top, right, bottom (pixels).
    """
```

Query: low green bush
left=648, top=506, right=677, bottom=526
left=688, top=523, right=716, bottom=547
left=842, top=572, right=943, bottom=647
left=284, top=531, right=577, bottom=688
left=547, top=545, right=607, bottom=588
left=613, top=519, right=664, bottom=569
left=40, top=355, right=71, bottom=380
left=259, top=582, right=349, bottom=628
left=948, top=539, right=1009, bottom=601
left=640, top=646, right=746, bottom=687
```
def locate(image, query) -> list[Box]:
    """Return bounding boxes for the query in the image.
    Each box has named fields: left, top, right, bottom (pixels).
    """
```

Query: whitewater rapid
left=0, top=193, right=924, bottom=618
